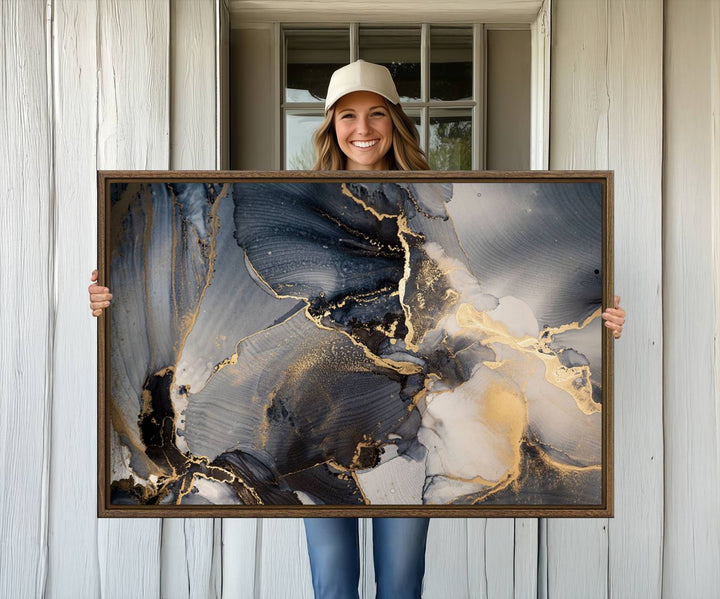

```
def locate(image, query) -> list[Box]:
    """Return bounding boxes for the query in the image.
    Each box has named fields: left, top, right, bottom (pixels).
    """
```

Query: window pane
left=286, top=30, right=349, bottom=103
left=359, top=27, right=421, bottom=102
left=285, top=112, right=324, bottom=169
left=430, top=27, right=473, bottom=101
left=429, top=109, right=472, bottom=170
left=402, top=108, right=423, bottom=148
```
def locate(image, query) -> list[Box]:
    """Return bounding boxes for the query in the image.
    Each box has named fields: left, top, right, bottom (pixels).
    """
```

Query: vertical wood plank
left=548, top=2, right=609, bottom=596
left=485, top=520, right=516, bottom=598
left=663, top=1, right=720, bottom=595
left=98, top=520, right=162, bottom=597
left=606, top=1, right=664, bottom=597
left=97, top=0, right=170, bottom=171
left=550, top=0, right=609, bottom=169
left=221, top=519, right=257, bottom=599
left=96, top=1, right=169, bottom=595
left=217, top=0, right=230, bottom=169
left=546, top=522, right=607, bottom=599
left=209, top=519, right=223, bottom=598
left=423, top=519, right=470, bottom=599
left=47, top=0, right=101, bottom=596
left=161, top=2, right=221, bottom=598
left=256, top=519, right=314, bottom=599
left=467, top=520, right=488, bottom=599
left=161, top=520, right=217, bottom=599
left=513, top=519, right=538, bottom=599
left=0, top=1, right=52, bottom=597
left=170, top=0, right=217, bottom=170
left=713, top=9, right=720, bottom=560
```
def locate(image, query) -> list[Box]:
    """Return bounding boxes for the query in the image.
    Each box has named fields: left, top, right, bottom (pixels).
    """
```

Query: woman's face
left=333, top=91, right=394, bottom=171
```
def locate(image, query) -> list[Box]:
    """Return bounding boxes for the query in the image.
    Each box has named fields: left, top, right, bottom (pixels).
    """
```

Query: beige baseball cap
left=324, top=60, right=400, bottom=112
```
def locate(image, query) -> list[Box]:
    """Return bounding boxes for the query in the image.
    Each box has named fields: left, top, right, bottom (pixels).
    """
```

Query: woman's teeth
left=352, top=140, right=378, bottom=148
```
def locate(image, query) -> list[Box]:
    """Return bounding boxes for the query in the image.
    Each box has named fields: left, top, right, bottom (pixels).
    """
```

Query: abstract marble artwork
left=98, top=173, right=613, bottom=516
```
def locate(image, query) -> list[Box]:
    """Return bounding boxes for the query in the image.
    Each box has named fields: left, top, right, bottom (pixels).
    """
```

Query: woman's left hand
left=602, top=295, right=626, bottom=339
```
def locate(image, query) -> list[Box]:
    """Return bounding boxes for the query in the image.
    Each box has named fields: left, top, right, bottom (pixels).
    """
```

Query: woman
left=302, top=60, right=433, bottom=599
left=89, top=60, right=626, bottom=599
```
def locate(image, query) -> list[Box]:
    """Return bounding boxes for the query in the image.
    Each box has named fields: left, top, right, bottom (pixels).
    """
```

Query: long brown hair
left=312, top=100, right=430, bottom=171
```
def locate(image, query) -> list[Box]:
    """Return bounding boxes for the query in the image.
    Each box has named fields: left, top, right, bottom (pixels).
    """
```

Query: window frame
left=247, top=0, right=551, bottom=171
left=280, top=23, right=487, bottom=170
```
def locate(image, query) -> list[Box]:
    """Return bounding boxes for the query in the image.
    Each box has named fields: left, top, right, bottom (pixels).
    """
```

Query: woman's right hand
left=89, top=269, right=113, bottom=317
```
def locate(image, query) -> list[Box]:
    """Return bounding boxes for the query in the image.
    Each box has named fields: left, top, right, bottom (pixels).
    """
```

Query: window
left=283, top=25, right=479, bottom=170
left=228, top=23, right=531, bottom=171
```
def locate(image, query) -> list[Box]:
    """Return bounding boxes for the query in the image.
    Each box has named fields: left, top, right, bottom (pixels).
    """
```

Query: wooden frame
left=98, top=170, right=613, bottom=517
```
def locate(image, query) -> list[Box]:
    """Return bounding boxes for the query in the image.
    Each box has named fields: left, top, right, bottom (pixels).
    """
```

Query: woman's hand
left=89, top=269, right=113, bottom=317
left=602, top=295, right=625, bottom=339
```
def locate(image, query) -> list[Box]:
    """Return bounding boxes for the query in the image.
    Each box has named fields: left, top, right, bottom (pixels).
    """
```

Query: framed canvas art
left=97, top=171, right=614, bottom=517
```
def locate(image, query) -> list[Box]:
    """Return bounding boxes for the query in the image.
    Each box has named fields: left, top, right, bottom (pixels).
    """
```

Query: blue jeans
left=304, top=517, right=430, bottom=599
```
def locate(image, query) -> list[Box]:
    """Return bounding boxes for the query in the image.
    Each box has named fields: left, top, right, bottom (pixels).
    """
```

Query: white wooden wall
left=1, top=0, right=719, bottom=597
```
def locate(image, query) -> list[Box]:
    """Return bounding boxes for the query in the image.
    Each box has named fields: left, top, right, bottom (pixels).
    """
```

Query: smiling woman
left=333, top=91, right=394, bottom=170
left=311, top=61, right=429, bottom=172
